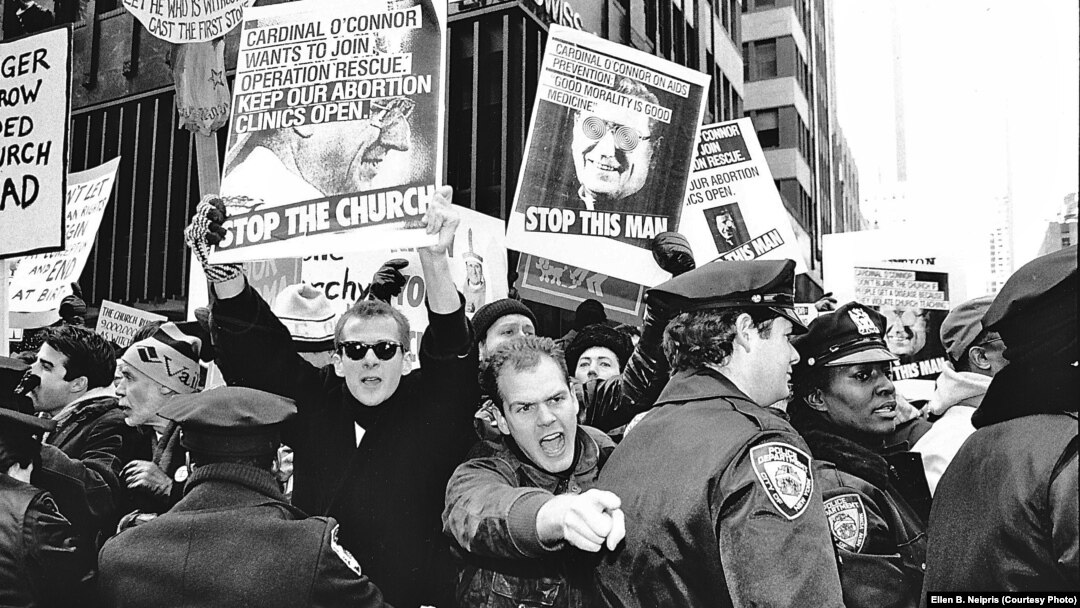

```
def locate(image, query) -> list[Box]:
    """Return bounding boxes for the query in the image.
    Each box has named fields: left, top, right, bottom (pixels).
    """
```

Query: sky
left=832, top=0, right=1079, bottom=287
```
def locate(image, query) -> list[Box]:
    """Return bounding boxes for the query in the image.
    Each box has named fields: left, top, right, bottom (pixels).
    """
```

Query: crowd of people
left=1, top=186, right=1076, bottom=607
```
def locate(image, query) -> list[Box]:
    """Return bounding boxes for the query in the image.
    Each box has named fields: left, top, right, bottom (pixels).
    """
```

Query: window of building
left=753, top=109, right=780, bottom=148
left=755, top=39, right=778, bottom=79
left=757, top=0, right=775, bottom=7
left=742, top=43, right=750, bottom=81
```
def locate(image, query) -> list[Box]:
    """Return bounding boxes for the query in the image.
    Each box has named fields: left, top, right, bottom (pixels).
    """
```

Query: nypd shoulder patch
left=824, top=493, right=868, bottom=552
left=749, top=442, right=814, bottom=520
left=330, top=525, right=363, bottom=576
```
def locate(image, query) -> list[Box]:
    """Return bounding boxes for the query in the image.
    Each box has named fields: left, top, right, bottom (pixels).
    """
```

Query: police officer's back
left=98, top=387, right=390, bottom=608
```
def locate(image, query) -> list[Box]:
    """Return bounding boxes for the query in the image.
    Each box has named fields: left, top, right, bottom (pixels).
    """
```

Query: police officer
left=98, top=387, right=390, bottom=608
left=788, top=302, right=928, bottom=608
left=593, top=259, right=845, bottom=607
left=922, top=246, right=1077, bottom=597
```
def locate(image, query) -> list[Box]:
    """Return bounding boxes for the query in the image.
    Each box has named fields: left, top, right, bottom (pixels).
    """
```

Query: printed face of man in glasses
left=331, top=315, right=410, bottom=407
left=571, top=104, right=656, bottom=205
left=281, top=97, right=415, bottom=196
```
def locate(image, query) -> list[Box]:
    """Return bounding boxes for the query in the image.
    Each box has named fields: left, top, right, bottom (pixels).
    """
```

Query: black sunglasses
left=337, top=340, right=404, bottom=361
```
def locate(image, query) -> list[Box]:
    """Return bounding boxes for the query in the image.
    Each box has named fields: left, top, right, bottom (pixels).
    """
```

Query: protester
left=922, top=246, right=1077, bottom=597
left=788, top=303, right=927, bottom=608
left=184, top=188, right=476, bottom=608
left=114, top=323, right=205, bottom=522
left=472, top=298, right=539, bottom=360
left=593, top=259, right=845, bottom=607
left=556, top=299, right=608, bottom=349
left=26, top=325, right=149, bottom=558
left=99, top=387, right=390, bottom=607
left=0, top=356, right=93, bottom=608
left=565, top=324, right=633, bottom=384
left=443, top=336, right=625, bottom=607
left=913, top=295, right=1007, bottom=495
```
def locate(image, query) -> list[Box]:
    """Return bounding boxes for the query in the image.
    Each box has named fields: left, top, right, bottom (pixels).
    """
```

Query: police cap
left=0, top=356, right=55, bottom=434
left=157, top=387, right=296, bottom=458
left=793, top=302, right=898, bottom=368
left=646, top=258, right=807, bottom=333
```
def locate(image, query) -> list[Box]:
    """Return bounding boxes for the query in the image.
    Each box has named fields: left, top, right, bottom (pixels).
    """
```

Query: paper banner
left=122, top=0, right=253, bottom=43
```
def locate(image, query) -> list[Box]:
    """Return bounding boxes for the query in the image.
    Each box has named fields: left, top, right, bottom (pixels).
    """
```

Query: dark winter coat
left=0, top=474, right=91, bottom=608
left=213, top=283, right=477, bottom=608
left=99, top=463, right=389, bottom=608
left=922, top=362, right=1078, bottom=597
left=443, top=426, right=614, bottom=608
left=593, top=368, right=845, bottom=607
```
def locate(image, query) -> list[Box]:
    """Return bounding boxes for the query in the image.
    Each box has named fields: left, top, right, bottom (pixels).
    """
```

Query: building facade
left=1036, top=192, right=1078, bottom=257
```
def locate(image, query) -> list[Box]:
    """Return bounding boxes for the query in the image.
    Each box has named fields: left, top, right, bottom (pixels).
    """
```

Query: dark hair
left=479, top=336, right=568, bottom=413
left=41, top=325, right=116, bottom=389
left=333, top=298, right=411, bottom=349
left=663, top=309, right=778, bottom=373
left=614, top=323, right=641, bottom=340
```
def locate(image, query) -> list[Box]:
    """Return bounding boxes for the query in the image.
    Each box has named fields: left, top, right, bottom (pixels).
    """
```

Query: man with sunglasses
left=184, top=186, right=477, bottom=608
left=568, top=77, right=663, bottom=218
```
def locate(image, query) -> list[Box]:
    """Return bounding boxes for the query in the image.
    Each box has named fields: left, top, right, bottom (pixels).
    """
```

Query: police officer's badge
left=750, top=442, right=813, bottom=520
left=847, top=308, right=879, bottom=336
left=824, top=494, right=867, bottom=552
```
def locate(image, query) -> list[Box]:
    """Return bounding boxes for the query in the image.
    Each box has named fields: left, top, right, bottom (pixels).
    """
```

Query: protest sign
left=680, top=119, right=807, bottom=272
left=212, top=0, right=446, bottom=264
left=505, top=25, right=709, bottom=286
left=515, top=254, right=645, bottom=326
left=8, top=158, right=121, bottom=329
left=186, top=256, right=302, bottom=319
left=96, top=300, right=167, bottom=347
left=302, top=207, right=508, bottom=367
left=0, top=26, right=71, bottom=259
left=122, top=0, right=252, bottom=43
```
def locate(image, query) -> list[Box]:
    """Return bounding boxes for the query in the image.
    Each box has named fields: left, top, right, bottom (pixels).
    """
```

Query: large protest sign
left=0, top=26, right=71, bottom=259
left=302, top=207, right=507, bottom=367
left=515, top=254, right=645, bottom=326
left=96, top=300, right=167, bottom=347
left=8, top=158, right=121, bottom=328
left=505, top=25, right=709, bottom=286
left=186, top=256, right=302, bottom=318
left=212, top=0, right=446, bottom=264
left=122, top=0, right=253, bottom=43
left=681, top=119, right=807, bottom=272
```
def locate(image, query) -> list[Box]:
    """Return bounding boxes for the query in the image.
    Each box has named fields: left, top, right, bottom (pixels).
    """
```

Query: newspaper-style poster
left=505, top=25, right=709, bottom=286
left=302, top=207, right=508, bottom=366
left=96, top=301, right=167, bottom=347
left=515, top=254, right=645, bottom=325
left=212, top=0, right=446, bottom=264
left=8, top=158, right=121, bottom=328
left=0, top=25, right=71, bottom=259
left=122, top=0, right=252, bottom=43
left=680, top=119, right=807, bottom=272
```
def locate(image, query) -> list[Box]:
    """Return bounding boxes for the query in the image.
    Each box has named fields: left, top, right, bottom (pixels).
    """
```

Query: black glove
left=651, top=232, right=695, bottom=277
left=183, top=195, right=242, bottom=284
left=363, top=259, right=409, bottom=303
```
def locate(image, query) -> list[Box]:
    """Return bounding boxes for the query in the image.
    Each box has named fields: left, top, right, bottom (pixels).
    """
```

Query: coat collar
left=972, top=362, right=1078, bottom=429
left=654, top=367, right=757, bottom=407
left=176, top=462, right=288, bottom=511
left=494, top=426, right=607, bottom=492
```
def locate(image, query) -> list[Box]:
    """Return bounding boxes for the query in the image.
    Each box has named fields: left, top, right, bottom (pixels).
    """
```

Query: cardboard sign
left=96, top=300, right=167, bottom=347
left=515, top=254, right=645, bottom=325
left=0, top=25, right=71, bottom=259
left=681, top=119, right=807, bottom=272
left=8, top=158, right=121, bottom=328
left=122, top=0, right=253, bottom=43
left=505, top=25, right=709, bottom=285
left=212, top=0, right=447, bottom=263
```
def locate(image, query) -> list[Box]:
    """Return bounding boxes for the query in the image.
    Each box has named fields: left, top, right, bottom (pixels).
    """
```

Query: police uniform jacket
left=795, top=413, right=927, bottom=608
left=98, top=462, right=389, bottom=608
left=0, top=474, right=91, bottom=608
left=443, top=426, right=614, bottom=608
left=593, top=367, right=845, bottom=607
left=922, top=362, right=1078, bottom=598
left=212, top=282, right=477, bottom=608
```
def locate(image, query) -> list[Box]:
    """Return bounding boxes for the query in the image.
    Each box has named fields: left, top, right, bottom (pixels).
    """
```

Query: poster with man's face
left=505, top=26, right=709, bottom=287
left=209, top=0, right=445, bottom=264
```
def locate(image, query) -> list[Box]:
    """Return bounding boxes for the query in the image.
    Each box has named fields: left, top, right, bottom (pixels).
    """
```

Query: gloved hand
left=183, top=195, right=243, bottom=284
left=651, top=232, right=695, bottom=277
left=363, top=259, right=409, bottom=303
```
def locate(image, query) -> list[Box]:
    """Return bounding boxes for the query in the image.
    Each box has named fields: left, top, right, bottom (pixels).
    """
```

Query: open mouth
left=359, top=376, right=382, bottom=388
left=538, top=431, right=565, bottom=457
left=872, top=401, right=897, bottom=416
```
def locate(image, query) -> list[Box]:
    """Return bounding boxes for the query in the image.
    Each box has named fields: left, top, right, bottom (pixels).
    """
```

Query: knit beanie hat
left=121, top=323, right=202, bottom=394
left=565, top=323, right=634, bottom=373
left=472, top=298, right=537, bottom=346
left=272, top=283, right=337, bottom=353
left=574, top=299, right=607, bottom=330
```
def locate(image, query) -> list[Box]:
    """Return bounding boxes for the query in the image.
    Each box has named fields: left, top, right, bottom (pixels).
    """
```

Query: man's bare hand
left=536, top=489, right=626, bottom=552
left=419, top=186, right=459, bottom=256
left=122, top=460, right=172, bottom=498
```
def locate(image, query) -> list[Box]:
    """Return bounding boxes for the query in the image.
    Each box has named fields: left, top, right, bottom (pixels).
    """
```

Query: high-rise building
left=740, top=0, right=860, bottom=292
left=1036, top=192, right=1078, bottom=257
left=987, top=195, right=1014, bottom=295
